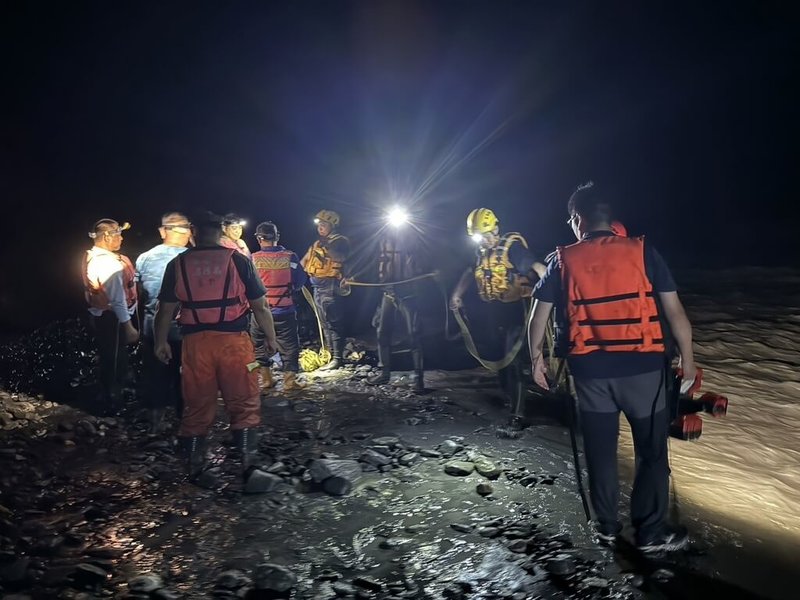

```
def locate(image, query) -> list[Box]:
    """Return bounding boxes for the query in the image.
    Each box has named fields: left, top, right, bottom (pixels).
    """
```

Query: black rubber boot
left=367, top=345, right=392, bottom=385
left=366, top=368, right=391, bottom=385
left=177, top=435, right=208, bottom=479
left=412, top=349, right=425, bottom=392
left=233, top=428, right=260, bottom=478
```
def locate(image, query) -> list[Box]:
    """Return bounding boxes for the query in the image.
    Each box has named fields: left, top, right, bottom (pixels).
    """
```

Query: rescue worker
left=154, top=212, right=277, bottom=482
left=359, top=215, right=426, bottom=391
left=527, top=182, right=695, bottom=552
left=250, top=221, right=307, bottom=391
left=450, top=208, right=546, bottom=427
left=301, top=210, right=350, bottom=370
left=135, top=212, right=192, bottom=433
left=82, top=219, right=139, bottom=415
left=219, top=213, right=251, bottom=257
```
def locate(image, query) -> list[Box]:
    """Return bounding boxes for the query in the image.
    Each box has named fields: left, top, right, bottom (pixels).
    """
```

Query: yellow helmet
left=314, top=209, right=340, bottom=228
left=466, top=208, right=498, bottom=236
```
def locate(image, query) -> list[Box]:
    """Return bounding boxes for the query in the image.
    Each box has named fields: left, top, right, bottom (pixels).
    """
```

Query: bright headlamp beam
left=387, top=206, right=409, bottom=228
left=471, top=233, right=484, bottom=243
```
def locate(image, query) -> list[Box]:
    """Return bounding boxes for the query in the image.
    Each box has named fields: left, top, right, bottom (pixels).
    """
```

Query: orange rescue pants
left=180, top=330, right=260, bottom=436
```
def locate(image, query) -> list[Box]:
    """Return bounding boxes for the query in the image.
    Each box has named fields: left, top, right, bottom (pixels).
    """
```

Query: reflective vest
left=252, top=249, right=295, bottom=310
left=174, top=248, right=249, bottom=326
left=304, top=234, right=346, bottom=279
left=558, top=235, right=665, bottom=355
left=82, top=248, right=137, bottom=311
left=474, top=233, right=532, bottom=303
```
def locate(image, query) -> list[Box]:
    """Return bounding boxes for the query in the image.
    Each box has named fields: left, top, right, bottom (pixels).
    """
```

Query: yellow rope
left=299, top=286, right=331, bottom=372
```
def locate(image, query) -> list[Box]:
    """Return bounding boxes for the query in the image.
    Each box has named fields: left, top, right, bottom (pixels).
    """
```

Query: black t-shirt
left=533, top=231, right=677, bottom=378
left=159, top=246, right=266, bottom=334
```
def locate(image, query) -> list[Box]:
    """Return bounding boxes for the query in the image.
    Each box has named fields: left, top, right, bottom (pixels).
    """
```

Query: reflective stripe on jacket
left=474, top=232, right=532, bottom=303
left=252, top=249, right=294, bottom=310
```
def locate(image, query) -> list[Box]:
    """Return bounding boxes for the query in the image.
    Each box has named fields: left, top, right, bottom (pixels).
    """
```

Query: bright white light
left=471, top=233, right=484, bottom=243
left=387, top=206, right=409, bottom=228
left=313, top=218, right=320, bottom=225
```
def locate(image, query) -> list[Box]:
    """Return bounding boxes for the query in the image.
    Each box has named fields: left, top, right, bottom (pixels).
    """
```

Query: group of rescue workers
left=81, top=181, right=696, bottom=554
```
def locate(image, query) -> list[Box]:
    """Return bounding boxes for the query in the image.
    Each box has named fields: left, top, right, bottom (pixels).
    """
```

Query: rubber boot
left=508, top=369, right=530, bottom=430
left=178, top=435, right=208, bottom=480
left=412, top=349, right=425, bottom=393
left=318, top=357, right=341, bottom=371
left=258, top=366, right=275, bottom=390
left=367, top=345, right=391, bottom=385
left=283, top=371, right=305, bottom=391
left=233, top=428, right=259, bottom=479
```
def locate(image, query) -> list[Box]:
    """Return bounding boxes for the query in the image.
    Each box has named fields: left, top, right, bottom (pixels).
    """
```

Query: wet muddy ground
left=0, top=364, right=782, bottom=600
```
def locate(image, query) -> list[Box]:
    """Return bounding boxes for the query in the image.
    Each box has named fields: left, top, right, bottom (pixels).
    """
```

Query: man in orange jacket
left=154, top=212, right=276, bottom=482
left=527, top=183, right=696, bottom=553
left=82, top=218, right=139, bottom=415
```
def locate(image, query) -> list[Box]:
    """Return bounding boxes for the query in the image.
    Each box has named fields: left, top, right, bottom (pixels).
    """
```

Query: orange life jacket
left=303, top=234, right=346, bottom=279
left=558, top=235, right=665, bottom=355
left=252, top=249, right=295, bottom=310
left=82, top=249, right=137, bottom=311
left=174, top=248, right=249, bottom=326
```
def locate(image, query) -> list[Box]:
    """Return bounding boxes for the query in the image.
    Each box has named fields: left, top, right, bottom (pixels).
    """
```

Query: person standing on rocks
left=527, top=182, right=696, bottom=553
left=250, top=220, right=307, bottom=392
left=219, top=213, right=251, bottom=257
left=154, top=212, right=277, bottom=483
left=450, top=208, right=546, bottom=428
left=81, top=218, right=139, bottom=416
left=353, top=208, right=427, bottom=391
left=301, top=209, right=350, bottom=370
left=135, top=212, right=192, bottom=433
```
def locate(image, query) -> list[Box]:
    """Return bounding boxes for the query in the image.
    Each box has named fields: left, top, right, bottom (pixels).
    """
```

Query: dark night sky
left=1, top=1, right=797, bottom=332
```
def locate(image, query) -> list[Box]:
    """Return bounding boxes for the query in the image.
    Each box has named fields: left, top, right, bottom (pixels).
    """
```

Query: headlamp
left=164, top=223, right=192, bottom=234
left=313, top=218, right=321, bottom=225
left=386, top=206, right=409, bottom=228
left=471, top=233, right=484, bottom=243
left=88, top=221, right=131, bottom=239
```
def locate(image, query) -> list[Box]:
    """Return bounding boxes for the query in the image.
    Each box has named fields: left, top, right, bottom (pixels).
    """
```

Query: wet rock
left=450, top=523, right=474, bottom=533
left=372, top=436, right=400, bottom=446
left=253, top=563, right=296, bottom=592
left=398, top=453, right=418, bottom=466
left=476, top=482, right=494, bottom=496
left=217, top=569, right=252, bottom=589
left=0, top=556, right=30, bottom=583
left=360, top=449, right=392, bottom=467
left=332, top=581, right=357, bottom=596
left=507, top=539, right=528, bottom=553
left=418, top=448, right=441, bottom=458
left=474, top=457, right=502, bottom=480
left=195, top=468, right=221, bottom=489
left=128, top=573, right=163, bottom=592
left=652, top=568, right=674, bottom=582
left=546, top=554, right=576, bottom=576
left=244, top=470, right=283, bottom=494
left=352, top=576, right=382, bottom=592
left=153, top=590, right=182, bottom=600
left=438, top=439, right=463, bottom=457
left=582, top=576, right=609, bottom=588
left=477, top=526, right=501, bottom=538
left=315, top=569, right=342, bottom=582
left=73, top=562, right=110, bottom=584
left=444, top=461, right=474, bottom=476
left=404, top=524, right=427, bottom=534
left=308, top=459, right=362, bottom=495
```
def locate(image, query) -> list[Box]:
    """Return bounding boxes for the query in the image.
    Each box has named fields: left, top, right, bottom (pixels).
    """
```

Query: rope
left=343, top=271, right=439, bottom=288
left=299, top=286, right=331, bottom=372
left=450, top=300, right=532, bottom=372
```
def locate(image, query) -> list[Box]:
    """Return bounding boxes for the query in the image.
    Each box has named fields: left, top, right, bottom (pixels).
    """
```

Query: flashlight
left=386, top=206, right=409, bottom=228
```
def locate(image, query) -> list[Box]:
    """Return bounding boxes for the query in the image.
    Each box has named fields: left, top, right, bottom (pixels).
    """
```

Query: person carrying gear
left=301, top=209, right=350, bottom=370
left=135, top=212, right=192, bottom=433
left=450, top=208, right=546, bottom=428
left=154, top=212, right=277, bottom=484
left=219, top=213, right=251, bottom=257
left=354, top=217, right=426, bottom=391
left=527, top=182, right=696, bottom=553
left=82, top=218, right=139, bottom=416
left=250, top=221, right=308, bottom=392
